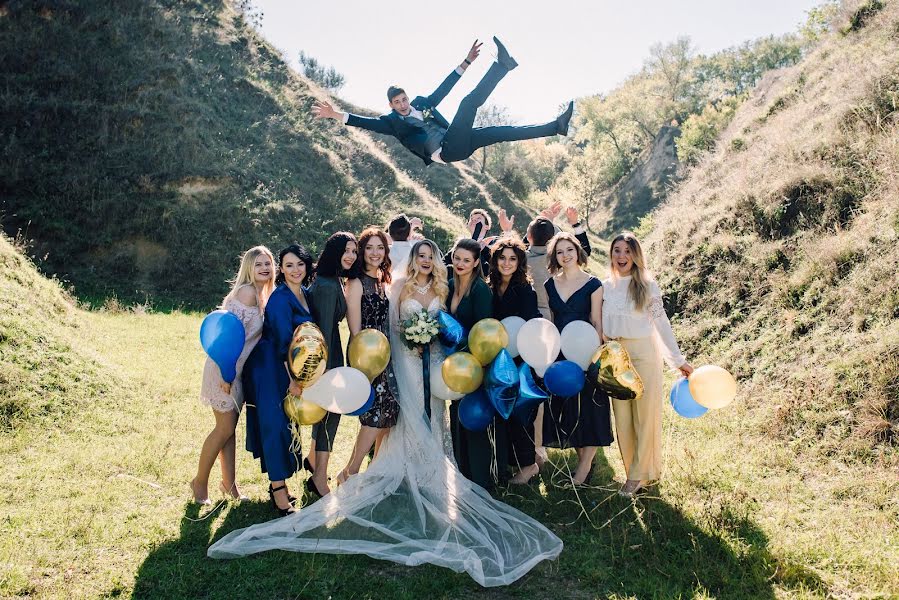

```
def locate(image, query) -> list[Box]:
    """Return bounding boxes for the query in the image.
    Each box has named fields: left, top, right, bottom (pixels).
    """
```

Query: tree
left=473, top=104, right=513, bottom=173
left=234, top=0, right=263, bottom=28
left=648, top=36, right=696, bottom=121
left=298, top=51, right=345, bottom=93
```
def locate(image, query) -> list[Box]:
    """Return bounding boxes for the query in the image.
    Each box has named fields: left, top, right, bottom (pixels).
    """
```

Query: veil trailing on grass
left=208, top=278, right=562, bottom=587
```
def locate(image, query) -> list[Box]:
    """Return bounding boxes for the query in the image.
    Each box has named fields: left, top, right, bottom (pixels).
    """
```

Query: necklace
left=412, top=279, right=433, bottom=295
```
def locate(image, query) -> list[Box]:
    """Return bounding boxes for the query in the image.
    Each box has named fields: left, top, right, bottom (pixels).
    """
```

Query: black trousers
left=440, top=62, right=560, bottom=162
left=311, top=411, right=340, bottom=452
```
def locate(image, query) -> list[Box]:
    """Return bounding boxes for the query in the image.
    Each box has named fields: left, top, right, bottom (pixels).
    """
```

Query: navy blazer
left=345, top=70, right=462, bottom=165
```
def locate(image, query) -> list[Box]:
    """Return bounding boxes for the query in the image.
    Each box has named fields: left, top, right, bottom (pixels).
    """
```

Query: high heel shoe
left=219, top=482, right=249, bottom=501
left=303, top=457, right=315, bottom=474
left=190, top=479, right=212, bottom=506
left=268, top=484, right=296, bottom=516
left=268, top=483, right=297, bottom=506
left=305, top=477, right=324, bottom=499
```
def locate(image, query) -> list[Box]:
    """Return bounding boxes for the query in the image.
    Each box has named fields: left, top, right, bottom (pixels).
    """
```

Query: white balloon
left=517, top=318, right=561, bottom=374
left=560, top=320, right=600, bottom=370
left=302, top=367, right=371, bottom=414
left=500, top=316, right=526, bottom=358
left=430, top=363, right=464, bottom=401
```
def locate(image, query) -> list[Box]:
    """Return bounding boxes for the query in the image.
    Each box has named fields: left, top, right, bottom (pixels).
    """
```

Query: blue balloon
left=200, top=310, right=245, bottom=383
left=349, top=385, right=376, bottom=417
left=437, top=310, right=467, bottom=353
left=669, top=378, right=708, bottom=418
left=459, top=388, right=494, bottom=431
left=485, top=349, right=519, bottom=419
left=516, top=363, right=549, bottom=410
left=544, top=360, right=586, bottom=397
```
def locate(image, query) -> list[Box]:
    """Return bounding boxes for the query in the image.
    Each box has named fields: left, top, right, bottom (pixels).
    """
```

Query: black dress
left=492, top=282, right=542, bottom=472
left=358, top=274, right=399, bottom=428
left=542, top=277, right=613, bottom=448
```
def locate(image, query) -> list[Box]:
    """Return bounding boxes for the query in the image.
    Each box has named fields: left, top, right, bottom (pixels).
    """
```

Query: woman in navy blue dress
left=488, top=237, right=542, bottom=485
left=244, top=244, right=315, bottom=515
left=542, top=232, right=612, bottom=485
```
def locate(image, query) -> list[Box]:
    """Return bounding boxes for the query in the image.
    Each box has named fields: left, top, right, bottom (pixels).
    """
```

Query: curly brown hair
left=488, top=236, right=531, bottom=291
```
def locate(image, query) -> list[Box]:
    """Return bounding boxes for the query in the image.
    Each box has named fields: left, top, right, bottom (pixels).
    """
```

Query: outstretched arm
left=566, top=206, right=591, bottom=256
left=426, top=39, right=482, bottom=107
left=312, top=100, right=394, bottom=135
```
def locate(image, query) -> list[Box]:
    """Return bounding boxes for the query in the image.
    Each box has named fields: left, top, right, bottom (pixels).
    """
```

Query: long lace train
left=207, top=284, right=562, bottom=587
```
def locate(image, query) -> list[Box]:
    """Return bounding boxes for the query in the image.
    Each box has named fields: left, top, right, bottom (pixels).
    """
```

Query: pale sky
left=252, top=0, right=821, bottom=123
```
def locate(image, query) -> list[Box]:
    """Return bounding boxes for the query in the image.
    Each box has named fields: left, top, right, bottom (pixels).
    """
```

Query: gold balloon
left=283, top=394, right=327, bottom=425
left=348, top=328, right=391, bottom=382
left=468, top=318, right=509, bottom=366
left=288, top=332, right=327, bottom=387
left=294, top=321, right=325, bottom=343
left=441, top=352, right=484, bottom=394
left=588, top=341, right=644, bottom=400
left=688, top=365, right=737, bottom=409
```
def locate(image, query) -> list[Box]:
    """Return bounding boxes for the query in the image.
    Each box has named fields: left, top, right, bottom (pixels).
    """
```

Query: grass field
left=1, top=306, right=896, bottom=599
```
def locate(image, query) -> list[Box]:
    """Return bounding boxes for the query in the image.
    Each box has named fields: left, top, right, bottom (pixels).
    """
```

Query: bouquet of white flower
left=402, top=309, right=440, bottom=348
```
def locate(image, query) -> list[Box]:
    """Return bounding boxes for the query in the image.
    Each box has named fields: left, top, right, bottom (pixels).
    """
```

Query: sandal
left=268, top=484, right=296, bottom=516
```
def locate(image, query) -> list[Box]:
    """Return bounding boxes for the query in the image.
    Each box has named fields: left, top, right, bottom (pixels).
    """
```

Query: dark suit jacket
left=345, top=70, right=462, bottom=165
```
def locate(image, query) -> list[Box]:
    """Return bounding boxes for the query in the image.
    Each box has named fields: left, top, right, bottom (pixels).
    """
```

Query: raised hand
left=540, top=201, right=563, bottom=221
left=565, top=205, right=580, bottom=225
left=466, top=39, right=483, bottom=64
left=312, top=100, right=340, bottom=120
left=498, top=208, right=515, bottom=233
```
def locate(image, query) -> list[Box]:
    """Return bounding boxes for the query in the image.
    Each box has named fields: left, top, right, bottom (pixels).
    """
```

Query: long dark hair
left=450, top=237, right=484, bottom=298
left=488, top=236, right=531, bottom=291
left=315, top=232, right=356, bottom=278
left=275, top=243, right=314, bottom=286
left=349, top=227, right=392, bottom=284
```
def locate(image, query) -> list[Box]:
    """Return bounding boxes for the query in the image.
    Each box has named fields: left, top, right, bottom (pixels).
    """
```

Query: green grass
left=1, top=305, right=896, bottom=599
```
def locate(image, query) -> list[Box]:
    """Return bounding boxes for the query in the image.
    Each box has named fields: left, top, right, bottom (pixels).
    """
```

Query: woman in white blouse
left=602, top=233, right=693, bottom=497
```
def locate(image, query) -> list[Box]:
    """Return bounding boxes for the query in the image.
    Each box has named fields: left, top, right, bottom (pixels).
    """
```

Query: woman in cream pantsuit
left=602, top=233, right=693, bottom=497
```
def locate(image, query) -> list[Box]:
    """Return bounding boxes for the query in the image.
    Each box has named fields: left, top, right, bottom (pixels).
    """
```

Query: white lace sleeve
left=648, top=283, right=686, bottom=369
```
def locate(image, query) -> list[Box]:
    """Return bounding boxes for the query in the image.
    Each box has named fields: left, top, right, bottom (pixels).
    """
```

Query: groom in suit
left=312, top=37, right=574, bottom=166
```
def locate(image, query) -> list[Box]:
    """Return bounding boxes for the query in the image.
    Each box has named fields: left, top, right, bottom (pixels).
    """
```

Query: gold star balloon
left=588, top=341, right=644, bottom=400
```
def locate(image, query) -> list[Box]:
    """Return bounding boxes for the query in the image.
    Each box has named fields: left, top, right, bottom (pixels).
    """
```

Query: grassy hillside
left=640, top=0, right=898, bottom=592
left=0, top=233, right=120, bottom=430
left=0, top=0, right=530, bottom=309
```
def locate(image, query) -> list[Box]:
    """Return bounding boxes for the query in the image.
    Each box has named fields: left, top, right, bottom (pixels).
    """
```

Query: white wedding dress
left=207, top=285, right=563, bottom=587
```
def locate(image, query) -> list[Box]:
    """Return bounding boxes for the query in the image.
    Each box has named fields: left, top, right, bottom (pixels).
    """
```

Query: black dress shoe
left=493, top=36, right=518, bottom=71
left=557, top=101, right=574, bottom=136
left=305, top=477, right=323, bottom=499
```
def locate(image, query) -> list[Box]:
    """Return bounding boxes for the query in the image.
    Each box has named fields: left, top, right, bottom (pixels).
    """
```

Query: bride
left=208, top=239, right=562, bottom=587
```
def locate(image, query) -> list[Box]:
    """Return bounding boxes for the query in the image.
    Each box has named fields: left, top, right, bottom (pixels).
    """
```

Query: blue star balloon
left=485, top=349, right=519, bottom=419
left=437, top=310, right=467, bottom=353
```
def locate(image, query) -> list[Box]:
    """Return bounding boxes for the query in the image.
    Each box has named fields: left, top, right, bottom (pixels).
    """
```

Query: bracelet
left=463, top=58, right=471, bottom=66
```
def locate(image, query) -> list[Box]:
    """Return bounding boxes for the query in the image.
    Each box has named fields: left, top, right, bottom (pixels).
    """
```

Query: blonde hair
left=222, top=245, right=276, bottom=310
left=403, top=239, right=449, bottom=308
left=609, top=232, right=651, bottom=311
left=546, top=232, right=588, bottom=275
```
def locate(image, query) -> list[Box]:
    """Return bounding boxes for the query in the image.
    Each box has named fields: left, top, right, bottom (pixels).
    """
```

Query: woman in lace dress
left=337, top=227, right=400, bottom=483
left=602, top=233, right=693, bottom=497
left=192, top=246, right=275, bottom=504
left=208, top=240, right=563, bottom=587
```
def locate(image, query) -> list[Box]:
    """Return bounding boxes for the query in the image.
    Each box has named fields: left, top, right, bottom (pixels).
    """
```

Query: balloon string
left=289, top=421, right=303, bottom=455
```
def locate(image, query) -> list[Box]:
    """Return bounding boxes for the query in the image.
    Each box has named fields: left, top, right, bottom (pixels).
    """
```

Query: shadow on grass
left=134, top=451, right=824, bottom=599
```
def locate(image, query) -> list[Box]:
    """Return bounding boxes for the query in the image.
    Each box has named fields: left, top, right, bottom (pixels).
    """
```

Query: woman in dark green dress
left=447, top=237, right=495, bottom=492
